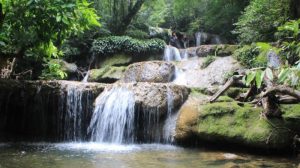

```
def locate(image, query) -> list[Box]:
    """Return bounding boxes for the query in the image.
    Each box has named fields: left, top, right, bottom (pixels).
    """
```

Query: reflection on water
left=0, top=143, right=298, bottom=168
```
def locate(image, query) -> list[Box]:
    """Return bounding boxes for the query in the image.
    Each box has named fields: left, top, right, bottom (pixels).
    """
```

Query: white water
left=82, top=71, right=90, bottom=83
left=164, top=45, right=182, bottom=61
left=88, top=86, right=135, bottom=144
left=173, top=68, right=187, bottom=86
left=163, top=88, right=178, bottom=143
left=195, top=32, right=202, bottom=46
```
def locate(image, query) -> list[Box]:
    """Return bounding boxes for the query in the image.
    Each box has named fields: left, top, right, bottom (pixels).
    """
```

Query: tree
left=0, top=0, right=100, bottom=58
left=94, top=0, right=146, bottom=35
left=234, top=0, right=291, bottom=44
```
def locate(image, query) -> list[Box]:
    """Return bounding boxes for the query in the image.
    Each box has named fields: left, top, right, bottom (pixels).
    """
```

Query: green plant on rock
left=40, top=60, right=67, bottom=80
left=91, top=36, right=165, bottom=56
left=201, top=55, right=216, bottom=69
left=233, top=44, right=261, bottom=68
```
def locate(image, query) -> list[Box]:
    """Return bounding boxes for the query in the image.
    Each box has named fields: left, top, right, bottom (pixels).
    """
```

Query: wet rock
left=121, top=61, right=176, bottom=83
left=88, top=66, right=127, bottom=83
left=267, top=51, right=281, bottom=69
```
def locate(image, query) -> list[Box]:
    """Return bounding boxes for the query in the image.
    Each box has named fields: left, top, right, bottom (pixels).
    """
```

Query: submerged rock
left=175, top=93, right=300, bottom=153
left=121, top=61, right=176, bottom=83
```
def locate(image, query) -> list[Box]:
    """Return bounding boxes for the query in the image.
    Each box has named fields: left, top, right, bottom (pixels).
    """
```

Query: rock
left=174, top=56, right=241, bottom=88
left=104, top=82, right=190, bottom=118
left=88, top=66, right=127, bottom=83
left=149, top=26, right=172, bottom=38
left=194, top=45, right=238, bottom=57
left=50, top=59, right=77, bottom=73
left=98, top=54, right=132, bottom=67
left=121, top=61, right=176, bottom=83
left=175, top=94, right=300, bottom=152
left=267, top=51, right=281, bottom=69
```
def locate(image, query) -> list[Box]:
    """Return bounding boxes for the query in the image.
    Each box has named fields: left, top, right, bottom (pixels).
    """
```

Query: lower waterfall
left=88, top=86, right=135, bottom=144
left=88, top=85, right=179, bottom=144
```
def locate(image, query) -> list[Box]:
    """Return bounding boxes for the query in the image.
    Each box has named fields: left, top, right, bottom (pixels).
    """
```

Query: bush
left=125, top=29, right=150, bottom=39
left=91, top=36, right=166, bottom=56
left=234, top=0, right=291, bottom=44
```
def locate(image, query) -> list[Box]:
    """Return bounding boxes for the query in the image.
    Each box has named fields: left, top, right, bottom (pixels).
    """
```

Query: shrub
left=233, top=44, right=265, bottom=68
left=91, top=36, right=166, bottom=56
left=234, top=0, right=290, bottom=44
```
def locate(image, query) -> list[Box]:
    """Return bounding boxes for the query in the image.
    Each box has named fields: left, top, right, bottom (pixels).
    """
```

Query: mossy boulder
left=88, top=66, right=127, bottom=83
left=175, top=96, right=300, bottom=152
left=195, top=45, right=238, bottom=57
left=50, top=59, right=77, bottom=73
left=99, top=54, right=132, bottom=67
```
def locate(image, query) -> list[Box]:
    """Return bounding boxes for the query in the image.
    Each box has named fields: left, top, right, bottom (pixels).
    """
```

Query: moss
left=100, top=54, right=132, bottom=67
left=89, top=66, right=127, bottom=82
left=201, top=55, right=216, bottom=69
left=190, top=88, right=208, bottom=95
left=216, top=45, right=238, bottom=56
left=197, top=102, right=293, bottom=149
left=281, top=104, right=300, bottom=133
left=224, top=87, right=249, bottom=99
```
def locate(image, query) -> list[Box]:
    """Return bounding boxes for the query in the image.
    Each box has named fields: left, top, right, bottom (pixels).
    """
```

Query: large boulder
left=121, top=61, right=176, bottom=83
left=175, top=93, right=300, bottom=153
left=88, top=66, right=127, bottom=83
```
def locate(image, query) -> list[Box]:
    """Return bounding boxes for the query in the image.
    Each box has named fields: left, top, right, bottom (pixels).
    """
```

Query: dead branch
left=210, top=75, right=243, bottom=103
left=261, top=85, right=300, bottom=101
left=0, top=57, right=16, bottom=79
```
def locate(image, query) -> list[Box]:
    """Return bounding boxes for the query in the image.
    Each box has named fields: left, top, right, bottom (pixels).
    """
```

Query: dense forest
left=0, top=0, right=299, bottom=81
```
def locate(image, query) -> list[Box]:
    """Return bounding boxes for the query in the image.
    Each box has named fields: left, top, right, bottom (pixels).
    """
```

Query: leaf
left=256, top=42, right=271, bottom=51
left=265, top=68, right=274, bottom=81
left=278, top=68, right=290, bottom=83
left=246, top=72, right=256, bottom=86
left=255, top=70, right=264, bottom=88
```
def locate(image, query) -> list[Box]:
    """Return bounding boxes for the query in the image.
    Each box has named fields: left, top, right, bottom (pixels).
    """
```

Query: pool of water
left=0, top=143, right=298, bottom=168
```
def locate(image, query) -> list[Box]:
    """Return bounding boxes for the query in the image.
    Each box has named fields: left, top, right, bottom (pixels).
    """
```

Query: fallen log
left=210, top=75, right=243, bottom=103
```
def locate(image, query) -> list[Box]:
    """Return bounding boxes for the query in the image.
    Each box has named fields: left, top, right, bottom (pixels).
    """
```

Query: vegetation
left=91, top=36, right=165, bottom=56
left=201, top=55, right=216, bottom=69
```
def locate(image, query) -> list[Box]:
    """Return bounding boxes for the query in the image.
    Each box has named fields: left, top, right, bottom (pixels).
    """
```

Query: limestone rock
left=121, top=61, right=176, bottom=83
left=88, top=66, right=127, bottom=83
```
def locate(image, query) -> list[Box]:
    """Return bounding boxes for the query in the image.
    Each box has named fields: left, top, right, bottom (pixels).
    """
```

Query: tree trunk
left=114, top=0, right=145, bottom=35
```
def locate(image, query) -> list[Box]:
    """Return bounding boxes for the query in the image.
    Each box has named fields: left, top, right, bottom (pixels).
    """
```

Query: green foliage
left=234, top=0, right=290, bottom=44
left=201, top=55, right=216, bottom=69
left=0, top=0, right=100, bottom=59
left=40, top=60, right=67, bottom=80
left=91, top=36, right=165, bottom=56
left=233, top=44, right=265, bottom=68
left=125, top=29, right=149, bottom=39
left=276, top=19, right=300, bottom=64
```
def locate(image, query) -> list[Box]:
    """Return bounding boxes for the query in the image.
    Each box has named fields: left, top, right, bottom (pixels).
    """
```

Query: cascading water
left=195, top=32, right=202, bottom=46
left=173, top=67, right=187, bottom=86
left=163, top=88, right=178, bottom=143
left=88, top=84, right=181, bottom=144
left=82, top=71, right=90, bottom=83
left=88, top=86, right=135, bottom=144
left=164, top=45, right=182, bottom=61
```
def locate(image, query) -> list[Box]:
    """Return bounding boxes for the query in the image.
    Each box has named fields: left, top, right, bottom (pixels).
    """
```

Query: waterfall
left=61, top=84, right=94, bottom=141
left=82, top=71, right=90, bottom=83
left=173, top=68, right=187, bottom=86
left=164, top=45, right=182, bottom=61
left=88, top=86, right=135, bottom=144
left=195, top=32, right=202, bottom=46
left=163, top=88, right=178, bottom=143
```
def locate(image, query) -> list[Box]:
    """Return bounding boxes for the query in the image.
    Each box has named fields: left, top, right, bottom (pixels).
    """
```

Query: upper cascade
left=164, top=45, right=182, bottom=61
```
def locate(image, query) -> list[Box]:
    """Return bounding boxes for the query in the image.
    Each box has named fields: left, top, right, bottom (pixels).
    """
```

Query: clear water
left=0, top=143, right=298, bottom=168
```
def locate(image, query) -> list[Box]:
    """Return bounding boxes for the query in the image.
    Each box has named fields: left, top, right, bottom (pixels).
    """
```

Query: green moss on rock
left=197, top=102, right=293, bottom=150
left=100, top=54, right=132, bottom=67
left=89, top=66, right=127, bottom=83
